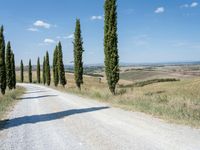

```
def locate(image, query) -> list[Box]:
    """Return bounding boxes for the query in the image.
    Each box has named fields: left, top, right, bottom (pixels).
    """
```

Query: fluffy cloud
left=91, top=15, right=103, bottom=20
left=155, top=7, right=165, bottom=13
left=181, top=2, right=198, bottom=8
left=44, top=38, right=55, bottom=44
left=27, top=28, right=39, bottom=32
left=56, top=34, right=74, bottom=40
left=34, top=20, right=51, bottom=29
left=64, top=34, right=74, bottom=39
left=191, top=2, right=198, bottom=7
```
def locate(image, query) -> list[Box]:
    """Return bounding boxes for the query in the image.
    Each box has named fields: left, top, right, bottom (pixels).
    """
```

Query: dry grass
left=0, top=86, right=25, bottom=119
left=16, top=71, right=200, bottom=127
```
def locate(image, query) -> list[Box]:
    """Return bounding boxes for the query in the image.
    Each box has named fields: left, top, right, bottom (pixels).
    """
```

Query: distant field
left=120, top=65, right=200, bottom=82
left=16, top=64, right=200, bottom=127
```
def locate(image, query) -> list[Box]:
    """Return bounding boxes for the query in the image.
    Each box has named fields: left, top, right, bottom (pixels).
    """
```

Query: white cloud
left=64, top=34, right=74, bottom=39
left=155, top=7, right=165, bottom=14
left=191, top=2, right=198, bottom=7
left=34, top=20, right=51, bottom=29
left=44, top=38, right=55, bottom=44
left=27, top=28, right=39, bottom=32
left=181, top=2, right=198, bottom=8
left=91, top=15, right=103, bottom=20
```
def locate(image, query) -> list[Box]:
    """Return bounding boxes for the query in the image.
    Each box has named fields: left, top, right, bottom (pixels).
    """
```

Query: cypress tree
left=28, top=59, right=32, bottom=83
left=37, top=57, right=41, bottom=83
left=6, top=41, right=12, bottom=89
left=73, top=19, right=84, bottom=90
left=53, top=46, right=59, bottom=86
left=20, top=60, right=24, bottom=83
left=0, top=26, right=6, bottom=95
left=57, top=42, right=66, bottom=87
left=43, top=56, right=46, bottom=85
left=11, top=51, right=16, bottom=89
left=45, top=51, right=51, bottom=86
left=104, top=0, right=119, bottom=95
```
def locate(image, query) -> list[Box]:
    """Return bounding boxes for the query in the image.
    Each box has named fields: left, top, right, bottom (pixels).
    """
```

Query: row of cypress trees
left=21, top=51, right=52, bottom=86
left=52, top=42, right=66, bottom=87
left=19, top=0, right=119, bottom=95
left=20, top=19, right=84, bottom=90
left=0, top=26, right=16, bottom=95
left=20, top=43, right=66, bottom=86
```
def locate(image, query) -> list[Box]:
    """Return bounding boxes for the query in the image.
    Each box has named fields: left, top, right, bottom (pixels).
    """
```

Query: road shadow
left=17, top=95, right=58, bottom=100
left=25, top=91, right=50, bottom=94
left=0, top=106, right=109, bottom=130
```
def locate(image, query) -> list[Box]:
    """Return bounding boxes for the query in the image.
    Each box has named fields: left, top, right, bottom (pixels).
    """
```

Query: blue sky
left=0, top=0, right=200, bottom=65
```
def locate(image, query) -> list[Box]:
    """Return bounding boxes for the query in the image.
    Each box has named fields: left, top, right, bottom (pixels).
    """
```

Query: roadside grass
left=62, top=74, right=200, bottom=127
left=16, top=71, right=200, bottom=127
left=0, top=86, right=25, bottom=119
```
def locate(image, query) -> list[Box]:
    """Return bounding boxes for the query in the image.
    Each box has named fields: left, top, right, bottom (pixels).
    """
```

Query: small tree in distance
left=53, top=46, right=59, bottom=87
left=57, top=42, right=66, bottom=87
left=45, top=51, right=51, bottom=86
left=43, top=56, right=46, bottom=85
left=28, top=59, right=32, bottom=83
left=6, top=41, right=12, bottom=89
left=37, top=57, right=41, bottom=83
left=73, top=19, right=84, bottom=90
left=11, top=51, right=16, bottom=89
left=20, top=60, right=24, bottom=83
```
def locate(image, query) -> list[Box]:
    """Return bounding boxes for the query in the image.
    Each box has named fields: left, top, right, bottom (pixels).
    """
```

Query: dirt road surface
left=0, top=83, right=200, bottom=150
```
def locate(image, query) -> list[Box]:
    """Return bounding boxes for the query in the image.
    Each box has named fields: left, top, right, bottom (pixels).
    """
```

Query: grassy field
left=16, top=65, right=200, bottom=127
left=0, top=87, right=25, bottom=119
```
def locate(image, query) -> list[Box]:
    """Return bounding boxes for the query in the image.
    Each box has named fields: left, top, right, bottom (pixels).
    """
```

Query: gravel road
left=0, top=83, right=200, bottom=150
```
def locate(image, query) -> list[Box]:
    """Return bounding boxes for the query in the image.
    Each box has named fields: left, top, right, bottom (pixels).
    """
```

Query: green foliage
left=11, top=51, right=16, bottom=89
left=0, top=26, right=6, bottom=95
left=6, top=41, right=12, bottom=89
left=53, top=46, right=59, bottom=86
left=104, top=0, right=119, bottom=95
left=57, top=42, right=66, bottom=87
left=119, top=78, right=180, bottom=88
left=37, top=57, right=41, bottom=83
left=20, top=60, right=24, bottom=83
left=45, top=51, right=51, bottom=86
left=43, top=56, right=46, bottom=85
left=28, top=59, right=32, bottom=83
left=73, top=19, right=84, bottom=90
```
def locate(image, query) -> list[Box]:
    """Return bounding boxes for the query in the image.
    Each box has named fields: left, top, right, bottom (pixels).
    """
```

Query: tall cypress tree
left=0, top=26, right=6, bottom=95
left=45, top=51, right=51, bottom=86
left=43, top=56, right=46, bottom=85
left=104, top=0, right=119, bottom=95
left=20, top=60, right=24, bottom=83
left=57, top=42, right=66, bottom=87
left=53, top=46, right=59, bottom=86
left=11, top=51, right=16, bottom=89
left=73, top=19, right=84, bottom=90
left=28, top=59, right=32, bottom=83
left=37, top=57, right=41, bottom=83
left=6, top=41, right=12, bottom=89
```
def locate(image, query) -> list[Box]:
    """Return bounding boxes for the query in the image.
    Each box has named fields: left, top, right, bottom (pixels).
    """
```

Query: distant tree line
left=0, top=26, right=16, bottom=95
left=21, top=19, right=84, bottom=89
left=2, top=0, right=119, bottom=95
